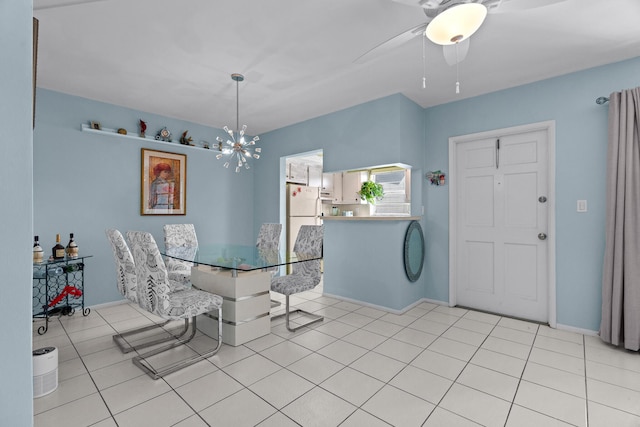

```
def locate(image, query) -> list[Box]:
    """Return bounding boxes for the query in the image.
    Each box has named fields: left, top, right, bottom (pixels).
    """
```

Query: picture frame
left=90, top=121, right=101, bottom=130
left=141, top=148, right=187, bottom=215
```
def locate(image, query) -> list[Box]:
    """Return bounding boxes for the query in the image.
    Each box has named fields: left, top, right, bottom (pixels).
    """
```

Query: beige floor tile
left=33, top=393, right=111, bottom=427
left=390, top=365, right=453, bottom=404
left=199, top=388, right=277, bottom=427
left=320, top=366, right=384, bottom=406
left=440, top=383, right=511, bottom=427
left=457, top=363, right=519, bottom=401
left=175, top=370, right=244, bottom=411
left=522, top=361, right=586, bottom=398
left=114, top=391, right=195, bottom=427
left=362, top=385, right=434, bottom=427
left=250, top=369, right=314, bottom=409
left=281, top=386, right=356, bottom=427
left=514, top=380, right=586, bottom=427
left=287, top=352, right=344, bottom=384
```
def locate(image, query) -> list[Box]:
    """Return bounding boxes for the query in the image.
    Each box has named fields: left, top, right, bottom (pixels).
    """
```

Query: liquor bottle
left=52, top=234, right=65, bottom=260
left=66, top=233, right=78, bottom=258
left=33, top=235, right=43, bottom=263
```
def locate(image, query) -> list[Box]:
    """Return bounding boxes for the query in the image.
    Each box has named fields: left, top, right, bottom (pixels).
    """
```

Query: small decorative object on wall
left=426, top=170, right=446, bottom=186
left=141, top=148, right=186, bottom=216
left=358, top=180, right=384, bottom=204
left=90, top=121, right=101, bottom=130
left=139, top=119, right=147, bottom=138
left=155, top=127, right=171, bottom=142
left=201, top=141, right=210, bottom=149
left=117, top=128, right=127, bottom=135
left=179, top=131, right=193, bottom=146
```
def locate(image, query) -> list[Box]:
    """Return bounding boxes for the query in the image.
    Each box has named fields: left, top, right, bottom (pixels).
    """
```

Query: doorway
left=448, top=121, right=556, bottom=326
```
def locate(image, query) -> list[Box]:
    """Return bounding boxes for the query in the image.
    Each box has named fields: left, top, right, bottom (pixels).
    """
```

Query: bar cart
left=32, top=256, right=92, bottom=335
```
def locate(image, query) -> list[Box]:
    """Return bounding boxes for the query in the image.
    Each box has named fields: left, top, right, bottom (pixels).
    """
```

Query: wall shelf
left=81, top=123, right=221, bottom=152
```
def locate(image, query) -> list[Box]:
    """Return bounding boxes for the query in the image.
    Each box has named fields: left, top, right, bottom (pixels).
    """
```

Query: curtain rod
left=596, top=96, right=609, bottom=105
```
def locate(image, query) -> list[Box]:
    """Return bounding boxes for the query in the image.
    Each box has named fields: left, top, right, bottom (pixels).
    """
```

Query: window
left=371, top=168, right=411, bottom=216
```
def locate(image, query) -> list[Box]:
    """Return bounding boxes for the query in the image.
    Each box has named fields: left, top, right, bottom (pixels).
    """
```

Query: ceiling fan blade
left=491, top=0, right=568, bottom=13
left=442, top=37, right=470, bottom=66
left=354, top=22, right=428, bottom=64
left=34, top=0, right=109, bottom=10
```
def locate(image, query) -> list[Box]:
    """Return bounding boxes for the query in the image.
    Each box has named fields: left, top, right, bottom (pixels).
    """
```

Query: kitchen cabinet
left=341, top=171, right=362, bottom=204
left=308, top=165, right=323, bottom=187
left=323, top=171, right=365, bottom=204
left=321, top=173, right=334, bottom=199
left=286, top=160, right=308, bottom=184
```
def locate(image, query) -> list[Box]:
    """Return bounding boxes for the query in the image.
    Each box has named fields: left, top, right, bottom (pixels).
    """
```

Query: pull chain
left=455, top=42, right=460, bottom=94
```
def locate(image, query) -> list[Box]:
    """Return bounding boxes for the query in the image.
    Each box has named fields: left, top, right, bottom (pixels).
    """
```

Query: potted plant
left=358, top=180, right=384, bottom=204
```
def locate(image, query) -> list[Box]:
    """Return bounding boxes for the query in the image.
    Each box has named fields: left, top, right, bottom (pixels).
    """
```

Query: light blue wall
left=1, top=1, right=34, bottom=425
left=33, top=89, right=257, bottom=306
left=423, top=56, right=640, bottom=330
left=255, top=94, right=426, bottom=310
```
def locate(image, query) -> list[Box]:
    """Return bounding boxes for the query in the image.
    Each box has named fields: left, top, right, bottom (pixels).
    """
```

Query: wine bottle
left=33, top=235, right=43, bottom=263
left=66, top=233, right=78, bottom=258
left=52, top=234, right=65, bottom=260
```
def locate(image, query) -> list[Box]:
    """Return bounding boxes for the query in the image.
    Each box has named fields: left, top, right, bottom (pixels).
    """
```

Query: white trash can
left=33, top=346, right=58, bottom=398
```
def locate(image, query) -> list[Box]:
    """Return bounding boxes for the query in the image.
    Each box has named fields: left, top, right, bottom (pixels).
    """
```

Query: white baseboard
left=86, top=299, right=129, bottom=311
left=556, top=323, right=599, bottom=336
left=320, top=293, right=447, bottom=315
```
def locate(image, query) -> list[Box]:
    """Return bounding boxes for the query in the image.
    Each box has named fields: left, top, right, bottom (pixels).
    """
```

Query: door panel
left=454, top=129, right=548, bottom=322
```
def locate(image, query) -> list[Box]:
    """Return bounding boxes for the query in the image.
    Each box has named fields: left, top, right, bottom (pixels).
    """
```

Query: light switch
left=577, top=200, right=588, bottom=212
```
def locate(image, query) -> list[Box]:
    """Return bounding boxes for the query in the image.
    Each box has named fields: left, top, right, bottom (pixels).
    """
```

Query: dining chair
left=163, top=223, right=198, bottom=284
left=127, top=230, right=223, bottom=379
left=270, top=225, right=324, bottom=332
left=257, top=223, right=283, bottom=308
left=105, top=228, right=188, bottom=354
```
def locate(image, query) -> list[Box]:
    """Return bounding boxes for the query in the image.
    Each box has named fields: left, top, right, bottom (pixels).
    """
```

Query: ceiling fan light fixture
left=425, top=3, right=488, bottom=46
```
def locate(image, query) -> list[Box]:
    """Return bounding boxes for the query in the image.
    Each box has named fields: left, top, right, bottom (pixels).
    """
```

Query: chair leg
left=112, top=319, right=191, bottom=354
left=271, top=295, right=324, bottom=332
left=132, top=306, right=223, bottom=380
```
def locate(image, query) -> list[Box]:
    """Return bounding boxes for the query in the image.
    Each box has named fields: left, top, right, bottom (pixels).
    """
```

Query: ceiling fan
left=355, top=0, right=568, bottom=66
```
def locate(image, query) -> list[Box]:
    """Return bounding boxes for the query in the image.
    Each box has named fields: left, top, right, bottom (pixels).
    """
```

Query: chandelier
left=216, top=73, right=261, bottom=172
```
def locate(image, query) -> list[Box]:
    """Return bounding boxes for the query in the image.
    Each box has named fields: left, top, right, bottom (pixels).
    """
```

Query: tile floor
left=32, top=281, right=640, bottom=427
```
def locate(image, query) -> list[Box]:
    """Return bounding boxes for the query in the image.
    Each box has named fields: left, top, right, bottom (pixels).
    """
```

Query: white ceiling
left=33, top=0, right=640, bottom=135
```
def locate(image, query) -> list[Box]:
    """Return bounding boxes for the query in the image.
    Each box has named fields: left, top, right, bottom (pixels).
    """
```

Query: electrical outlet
left=577, top=200, right=587, bottom=212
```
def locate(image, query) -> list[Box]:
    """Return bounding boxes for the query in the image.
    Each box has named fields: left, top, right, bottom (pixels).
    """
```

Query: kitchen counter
left=322, top=216, right=421, bottom=221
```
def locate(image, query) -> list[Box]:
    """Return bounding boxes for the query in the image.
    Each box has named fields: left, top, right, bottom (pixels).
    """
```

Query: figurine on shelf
left=139, top=119, right=147, bottom=138
left=179, top=130, right=194, bottom=146
left=155, top=127, right=171, bottom=142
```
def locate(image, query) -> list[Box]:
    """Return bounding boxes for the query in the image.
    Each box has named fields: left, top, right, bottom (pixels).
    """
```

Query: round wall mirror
left=404, top=220, right=425, bottom=282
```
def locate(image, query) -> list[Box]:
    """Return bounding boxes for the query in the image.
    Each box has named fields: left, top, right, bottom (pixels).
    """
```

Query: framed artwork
left=141, top=148, right=186, bottom=215
left=90, top=121, right=101, bottom=130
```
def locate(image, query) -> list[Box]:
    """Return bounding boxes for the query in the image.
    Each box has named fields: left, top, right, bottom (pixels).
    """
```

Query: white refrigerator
left=286, top=184, right=322, bottom=266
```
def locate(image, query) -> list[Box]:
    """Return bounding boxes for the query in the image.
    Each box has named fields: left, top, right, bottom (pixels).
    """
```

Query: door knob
left=538, top=233, right=547, bottom=241
left=538, top=196, right=547, bottom=203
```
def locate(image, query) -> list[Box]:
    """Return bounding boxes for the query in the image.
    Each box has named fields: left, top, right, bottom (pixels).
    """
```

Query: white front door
left=450, top=123, right=554, bottom=323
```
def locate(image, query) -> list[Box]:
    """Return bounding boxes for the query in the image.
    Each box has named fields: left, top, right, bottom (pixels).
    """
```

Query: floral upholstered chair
left=270, top=225, right=324, bottom=332
left=106, top=228, right=189, bottom=354
left=127, top=230, right=223, bottom=379
left=163, top=223, right=198, bottom=285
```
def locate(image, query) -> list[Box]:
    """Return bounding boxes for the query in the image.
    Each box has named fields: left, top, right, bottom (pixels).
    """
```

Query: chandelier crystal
left=216, top=73, right=261, bottom=173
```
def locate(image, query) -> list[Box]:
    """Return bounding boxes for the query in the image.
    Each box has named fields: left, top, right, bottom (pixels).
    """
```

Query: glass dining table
left=162, top=244, right=320, bottom=277
left=161, top=244, right=321, bottom=346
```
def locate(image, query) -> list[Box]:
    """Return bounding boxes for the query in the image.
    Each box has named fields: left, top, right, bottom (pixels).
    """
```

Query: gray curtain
left=600, top=87, right=640, bottom=351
